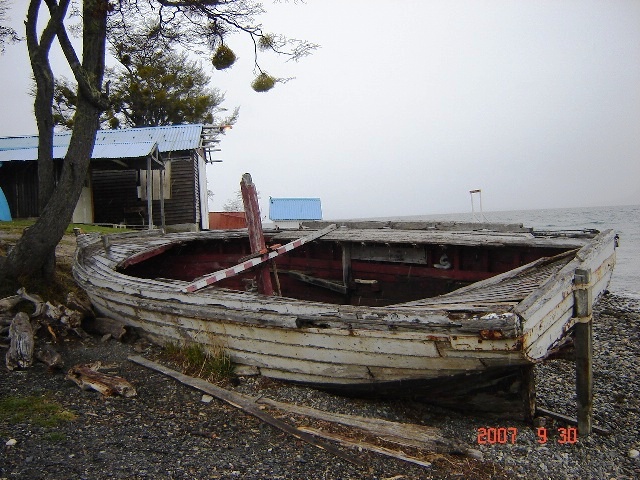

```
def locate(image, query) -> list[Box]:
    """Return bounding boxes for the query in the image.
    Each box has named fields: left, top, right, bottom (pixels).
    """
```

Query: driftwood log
left=6, top=312, right=34, bottom=370
left=0, top=295, right=22, bottom=313
left=82, top=317, right=131, bottom=342
left=66, top=363, right=137, bottom=397
left=66, top=292, right=93, bottom=317
left=35, top=344, right=64, bottom=369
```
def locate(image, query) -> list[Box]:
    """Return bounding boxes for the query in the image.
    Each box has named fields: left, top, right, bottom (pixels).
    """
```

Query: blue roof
left=269, top=198, right=322, bottom=221
left=0, top=124, right=203, bottom=162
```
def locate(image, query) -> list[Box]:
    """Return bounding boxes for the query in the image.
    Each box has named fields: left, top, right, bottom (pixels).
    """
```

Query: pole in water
left=469, top=189, right=486, bottom=223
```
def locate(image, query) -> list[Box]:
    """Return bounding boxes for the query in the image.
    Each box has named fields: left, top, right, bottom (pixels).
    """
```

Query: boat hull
left=73, top=225, right=616, bottom=394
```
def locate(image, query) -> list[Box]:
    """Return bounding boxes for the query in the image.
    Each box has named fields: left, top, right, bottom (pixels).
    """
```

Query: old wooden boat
left=73, top=219, right=616, bottom=404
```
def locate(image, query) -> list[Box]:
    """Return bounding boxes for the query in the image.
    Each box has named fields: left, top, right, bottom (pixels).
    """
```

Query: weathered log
left=66, top=363, right=137, bottom=397
left=17, top=288, right=45, bottom=317
left=43, top=302, right=63, bottom=321
left=66, top=292, right=94, bottom=317
left=0, top=295, right=22, bottom=313
left=35, top=344, right=64, bottom=369
left=82, top=316, right=131, bottom=341
left=5, top=312, right=34, bottom=370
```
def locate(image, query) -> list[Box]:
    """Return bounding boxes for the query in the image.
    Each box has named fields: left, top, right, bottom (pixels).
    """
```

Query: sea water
left=372, top=204, right=639, bottom=299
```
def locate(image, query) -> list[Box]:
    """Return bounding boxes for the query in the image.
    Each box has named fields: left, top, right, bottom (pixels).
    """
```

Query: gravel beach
left=1, top=292, right=638, bottom=480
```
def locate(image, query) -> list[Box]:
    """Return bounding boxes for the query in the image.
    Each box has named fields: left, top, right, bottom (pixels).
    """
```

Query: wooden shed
left=0, top=125, right=223, bottom=231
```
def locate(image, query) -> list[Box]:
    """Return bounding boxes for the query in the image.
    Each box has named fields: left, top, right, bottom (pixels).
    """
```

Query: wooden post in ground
left=574, top=268, right=593, bottom=436
left=159, top=164, right=166, bottom=233
left=146, top=155, right=154, bottom=230
left=521, top=365, right=536, bottom=423
left=240, top=173, right=273, bottom=296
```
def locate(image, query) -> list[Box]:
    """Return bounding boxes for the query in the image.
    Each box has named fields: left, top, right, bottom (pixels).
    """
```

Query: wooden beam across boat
left=182, top=224, right=337, bottom=293
left=284, top=270, right=349, bottom=295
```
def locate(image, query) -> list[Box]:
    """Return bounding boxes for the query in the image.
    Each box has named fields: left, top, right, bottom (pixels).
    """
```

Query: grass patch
left=0, top=219, right=125, bottom=300
left=0, top=218, right=36, bottom=234
left=0, top=251, right=86, bottom=303
left=0, top=395, right=77, bottom=428
left=162, top=342, right=235, bottom=382
left=66, top=223, right=132, bottom=234
left=0, top=218, right=131, bottom=234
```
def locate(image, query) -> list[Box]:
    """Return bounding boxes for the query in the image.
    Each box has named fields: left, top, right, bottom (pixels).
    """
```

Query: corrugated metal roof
left=269, top=198, right=322, bottom=221
left=0, top=124, right=203, bottom=162
left=93, top=124, right=203, bottom=152
left=0, top=141, right=158, bottom=162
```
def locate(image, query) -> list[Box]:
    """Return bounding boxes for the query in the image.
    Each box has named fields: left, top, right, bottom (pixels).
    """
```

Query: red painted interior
left=119, top=237, right=569, bottom=306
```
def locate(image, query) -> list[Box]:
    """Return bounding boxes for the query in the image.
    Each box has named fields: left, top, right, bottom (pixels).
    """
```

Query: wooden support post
left=574, top=268, right=593, bottom=436
left=520, top=365, right=536, bottom=423
left=146, top=155, right=154, bottom=230
left=159, top=163, right=166, bottom=233
left=240, top=173, right=273, bottom=296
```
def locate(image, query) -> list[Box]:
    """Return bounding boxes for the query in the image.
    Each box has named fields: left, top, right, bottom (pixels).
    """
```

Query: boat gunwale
left=72, top=225, right=610, bottom=340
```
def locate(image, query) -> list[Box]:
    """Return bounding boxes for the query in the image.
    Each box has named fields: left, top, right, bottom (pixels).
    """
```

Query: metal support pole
left=574, top=268, right=593, bottom=436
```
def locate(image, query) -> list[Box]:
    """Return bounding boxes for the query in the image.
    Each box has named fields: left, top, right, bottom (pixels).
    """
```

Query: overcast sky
left=1, top=0, right=639, bottom=220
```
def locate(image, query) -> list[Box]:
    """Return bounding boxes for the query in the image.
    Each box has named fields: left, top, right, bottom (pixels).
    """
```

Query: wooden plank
left=272, top=227, right=591, bottom=249
left=421, top=250, right=576, bottom=302
left=297, top=427, right=463, bottom=467
left=284, top=271, right=348, bottom=295
left=302, top=220, right=531, bottom=233
left=182, top=224, right=337, bottom=292
left=128, top=356, right=365, bottom=467
left=257, top=397, right=442, bottom=442
left=521, top=248, right=615, bottom=360
left=535, top=407, right=610, bottom=435
left=350, top=244, right=428, bottom=264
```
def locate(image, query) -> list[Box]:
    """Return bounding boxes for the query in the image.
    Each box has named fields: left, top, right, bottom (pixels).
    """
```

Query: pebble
left=201, top=394, right=214, bottom=403
left=5, top=438, right=17, bottom=446
left=629, top=449, right=639, bottom=459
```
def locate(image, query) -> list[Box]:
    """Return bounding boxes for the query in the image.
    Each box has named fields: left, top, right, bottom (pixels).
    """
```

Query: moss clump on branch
left=258, top=34, right=275, bottom=51
left=251, top=73, right=276, bottom=92
left=211, top=45, right=236, bottom=70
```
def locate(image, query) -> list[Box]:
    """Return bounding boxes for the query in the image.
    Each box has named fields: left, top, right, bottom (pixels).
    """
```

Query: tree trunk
left=0, top=0, right=108, bottom=283
left=24, top=0, right=72, bottom=279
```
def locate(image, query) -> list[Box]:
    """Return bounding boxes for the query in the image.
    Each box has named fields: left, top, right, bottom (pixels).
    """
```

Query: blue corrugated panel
left=269, top=198, right=322, bottom=221
left=0, top=140, right=157, bottom=162
left=93, top=124, right=203, bottom=152
left=0, top=125, right=203, bottom=161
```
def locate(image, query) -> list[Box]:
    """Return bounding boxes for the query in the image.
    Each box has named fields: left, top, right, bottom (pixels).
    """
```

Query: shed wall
left=91, top=156, right=197, bottom=226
